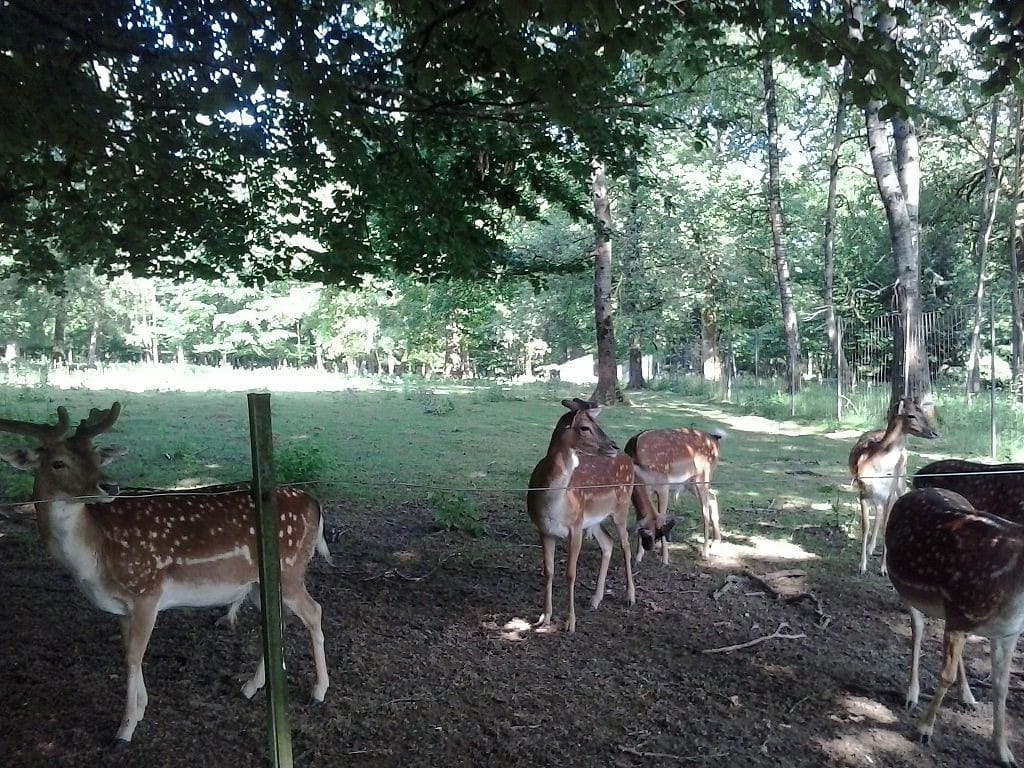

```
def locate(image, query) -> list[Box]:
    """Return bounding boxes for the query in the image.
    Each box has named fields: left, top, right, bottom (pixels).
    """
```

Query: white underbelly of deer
left=159, top=580, right=252, bottom=611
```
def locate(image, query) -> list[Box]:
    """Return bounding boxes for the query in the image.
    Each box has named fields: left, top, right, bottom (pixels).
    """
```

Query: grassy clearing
left=0, top=367, right=1019, bottom=568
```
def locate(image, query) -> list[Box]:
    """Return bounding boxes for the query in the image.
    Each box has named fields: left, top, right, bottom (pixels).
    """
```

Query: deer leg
left=990, top=633, right=1019, bottom=767
left=858, top=496, right=873, bottom=574
left=533, top=534, right=556, bottom=629
left=957, top=655, right=977, bottom=708
left=116, top=603, right=159, bottom=745
left=242, top=585, right=266, bottom=699
left=564, top=524, right=585, bottom=633
left=693, top=483, right=716, bottom=560
left=283, top=584, right=329, bottom=704
left=589, top=523, right=614, bottom=610
left=612, top=516, right=636, bottom=606
left=918, top=629, right=966, bottom=746
left=636, top=485, right=667, bottom=566
left=906, top=606, right=924, bottom=709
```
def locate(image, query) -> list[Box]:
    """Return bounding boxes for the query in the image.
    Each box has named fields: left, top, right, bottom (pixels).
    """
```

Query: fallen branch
left=744, top=569, right=833, bottom=629
left=617, top=745, right=730, bottom=762
left=361, top=552, right=459, bottom=582
left=701, top=622, right=806, bottom=655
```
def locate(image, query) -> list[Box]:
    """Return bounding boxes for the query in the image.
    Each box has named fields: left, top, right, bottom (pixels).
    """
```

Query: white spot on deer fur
left=249, top=527, right=255, bottom=535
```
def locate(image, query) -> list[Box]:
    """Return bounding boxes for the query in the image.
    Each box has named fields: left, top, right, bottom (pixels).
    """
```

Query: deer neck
left=877, top=419, right=909, bottom=453
left=34, top=498, right=122, bottom=612
left=544, top=444, right=580, bottom=488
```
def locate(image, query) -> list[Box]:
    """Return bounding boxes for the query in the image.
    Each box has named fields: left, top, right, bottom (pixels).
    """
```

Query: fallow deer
left=913, top=458, right=1024, bottom=522
left=886, top=487, right=1024, bottom=767
left=625, top=427, right=725, bottom=564
left=848, top=396, right=939, bottom=574
left=0, top=403, right=331, bottom=745
left=526, top=398, right=658, bottom=633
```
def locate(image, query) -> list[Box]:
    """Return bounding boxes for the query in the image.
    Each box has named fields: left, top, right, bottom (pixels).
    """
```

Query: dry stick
left=744, top=569, right=833, bottom=629
left=361, top=552, right=460, bottom=582
left=701, top=622, right=806, bottom=655
left=618, top=746, right=730, bottom=762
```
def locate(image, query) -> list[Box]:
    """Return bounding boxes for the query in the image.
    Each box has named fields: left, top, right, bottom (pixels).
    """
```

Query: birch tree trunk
left=762, top=54, right=801, bottom=394
left=590, top=159, right=624, bottom=404
left=51, top=287, right=68, bottom=364
left=967, top=98, right=1003, bottom=397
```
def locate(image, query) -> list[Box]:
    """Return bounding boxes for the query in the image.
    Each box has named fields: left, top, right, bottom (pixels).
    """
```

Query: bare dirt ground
left=0, top=497, right=1018, bottom=768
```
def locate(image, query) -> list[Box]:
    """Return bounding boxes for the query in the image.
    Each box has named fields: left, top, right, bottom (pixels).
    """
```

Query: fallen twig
left=361, top=552, right=459, bottom=582
left=701, top=622, right=806, bottom=655
left=617, top=745, right=730, bottom=762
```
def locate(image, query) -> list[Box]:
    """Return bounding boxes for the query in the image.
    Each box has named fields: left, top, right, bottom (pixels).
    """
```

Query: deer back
left=886, top=487, right=1024, bottom=634
left=88, top=486, right=326, bottom=598
left=625, top=428, right=722, bottom=484
left=913, top=459, right=1024, bottom=523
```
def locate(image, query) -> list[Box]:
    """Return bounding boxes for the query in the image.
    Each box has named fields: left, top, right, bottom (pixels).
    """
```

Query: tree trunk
left=623, top=160, right=646, bottom=391
left=87, top=317, right=100, bottom=366
left=700, top=306, right=721, bottom=381
left=823, top=69, right=852, bottom=386
left=1011, top=95, right=1024, bottom=402
left=967, top=98, right=1003, bottom=397
left=590, top=159, right=624, bottom=405
left=51, top=286, right=68, bottom=365
left=762, top=54, right=801, bottom=394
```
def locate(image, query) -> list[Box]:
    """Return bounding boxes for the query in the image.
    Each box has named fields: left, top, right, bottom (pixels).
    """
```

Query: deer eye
left=51, top=460, right=66, bottom=470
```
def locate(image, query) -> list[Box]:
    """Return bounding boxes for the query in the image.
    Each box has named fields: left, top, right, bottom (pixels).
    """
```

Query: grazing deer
left=886, top=487, right=1024, bottom=767
left=526, top=398, right=658, bottom=633
left=0, top=403, right=331, bottom=745
left=914, top=458, right=1024, bottom=522
left=625, top=427, right=724, bottom=564
left=848, top=396, right=939, bottom=574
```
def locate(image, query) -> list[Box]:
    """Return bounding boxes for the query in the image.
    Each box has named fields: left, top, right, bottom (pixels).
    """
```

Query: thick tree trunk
left=763, top=54, right=801, bottom=394
left=590, top=159, right=624, bottom=405
left=967, top=99, right=1003, bottom=396
left=823, top=72, right=852, bottom=386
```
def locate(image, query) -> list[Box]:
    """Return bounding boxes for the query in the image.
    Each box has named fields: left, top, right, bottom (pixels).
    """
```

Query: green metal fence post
left=247, top=393, right=293, bottom=768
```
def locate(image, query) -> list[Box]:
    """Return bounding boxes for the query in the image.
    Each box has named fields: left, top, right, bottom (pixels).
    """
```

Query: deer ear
left=0, top=447, right=40, bottom=472
left=99, top=445, right=128, bottom=466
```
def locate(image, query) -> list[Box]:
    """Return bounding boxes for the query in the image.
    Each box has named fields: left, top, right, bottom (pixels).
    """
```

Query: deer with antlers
left=886, top=486, right=1024, bottom=767
left=625, top=427, right=724, bottom=564
left=0, top=403, right=331, bottom=745
left=527, top=398, right=660, bottom=633
left=848, top=396, right=939, bottom=574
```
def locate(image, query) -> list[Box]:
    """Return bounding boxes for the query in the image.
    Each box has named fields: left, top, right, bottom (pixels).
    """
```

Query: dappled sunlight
left=672, top=531, right=818, bottom=568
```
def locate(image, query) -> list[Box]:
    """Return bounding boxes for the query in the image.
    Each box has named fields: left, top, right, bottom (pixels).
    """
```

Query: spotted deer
left=625, top=427, right=724, bottom=564
left=526, top=398, right=659, bottom=633
left=0, top=403, right=331, bottom=745
left=913, top=459, right=1024, bottom=522
left=886, top=487, right=1024, bottom=767
left=848, top=396, right=939, bottom=574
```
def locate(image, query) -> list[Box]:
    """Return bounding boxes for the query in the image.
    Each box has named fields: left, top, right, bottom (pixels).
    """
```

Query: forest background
left=2, top=1, right=1023, bottom=428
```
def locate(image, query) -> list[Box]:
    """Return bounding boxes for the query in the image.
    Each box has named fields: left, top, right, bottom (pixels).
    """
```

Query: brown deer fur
left=625, top=427, right=724, bottom=564
left=526, top=398, right=658, bottom=633
left=0, top=403, right=331, bottom=745
left=848, top=396, right=939, bottom=574
left=886, top=487, right=1024, bottom=767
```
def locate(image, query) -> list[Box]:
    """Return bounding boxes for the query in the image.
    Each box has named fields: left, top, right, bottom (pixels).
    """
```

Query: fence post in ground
left=247, top=393, right=293, bottom=768
left=991, top=295, right=997, bottom=458
left=836, top=317, right=844, bottom=421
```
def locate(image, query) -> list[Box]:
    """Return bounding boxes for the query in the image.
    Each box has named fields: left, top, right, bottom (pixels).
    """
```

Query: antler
left=73, top=402, right=122, bottom=440
left=0, top=406, right=71, bottom=443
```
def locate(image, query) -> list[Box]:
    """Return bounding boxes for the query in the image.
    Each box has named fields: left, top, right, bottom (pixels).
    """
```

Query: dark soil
left=0, top=499, right=1018, bottom=768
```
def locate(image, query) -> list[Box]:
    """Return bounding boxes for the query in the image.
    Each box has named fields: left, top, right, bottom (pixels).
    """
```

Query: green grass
left=1, top=369, right=1022, bottom=563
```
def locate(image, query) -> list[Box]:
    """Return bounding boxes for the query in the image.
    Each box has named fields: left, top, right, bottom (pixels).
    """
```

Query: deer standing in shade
left=625, top=427, right=724, bottom=564
left=886, top=486, right=1024, bottom=767
left=526, top=398, right=659, bottom=633
left=0, top=403, right=331, bottom=745
left=848, top=396, right=939, bottom=574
